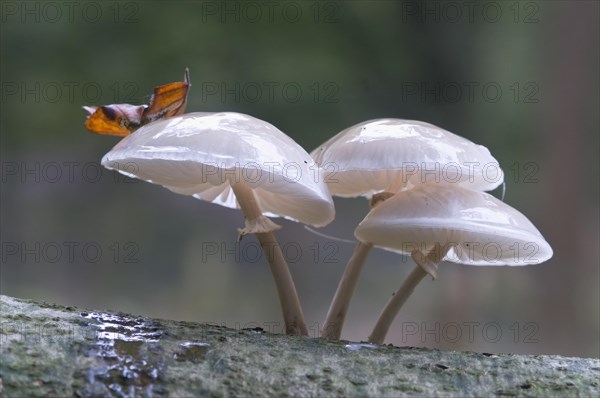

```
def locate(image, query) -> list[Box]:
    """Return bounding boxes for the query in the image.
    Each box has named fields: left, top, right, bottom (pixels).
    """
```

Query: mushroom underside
left=103, top=157, right=334, bottom=227
left=355, top=223, right=552, bottom=266
left=321, top=168, right=502, bottom=197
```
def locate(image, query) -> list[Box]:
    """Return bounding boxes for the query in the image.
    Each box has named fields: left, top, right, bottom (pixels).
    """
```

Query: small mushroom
left=353, top=184, right=553, bottom=344
left=102, top=112, right=335, bottom=335
left=311, top=118, right=503, bottom=339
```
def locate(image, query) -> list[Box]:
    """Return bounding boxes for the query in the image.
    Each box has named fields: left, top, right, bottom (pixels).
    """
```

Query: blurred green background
left=1, top=1, right=598, bottom=357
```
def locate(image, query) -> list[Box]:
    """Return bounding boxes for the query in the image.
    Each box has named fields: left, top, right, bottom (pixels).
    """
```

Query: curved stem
left=368, top=243, right=449, bottom=344
left=230, top=182, right=308, bottom=336
left=367, top=264, right=428, bottom=344
left=321, top=191, right=396, bottom=340
left=321, top=241, right=373, bottom=339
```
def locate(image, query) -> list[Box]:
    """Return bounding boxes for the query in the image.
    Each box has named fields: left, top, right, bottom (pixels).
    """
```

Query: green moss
left=1, top=294, right=599, bottom=398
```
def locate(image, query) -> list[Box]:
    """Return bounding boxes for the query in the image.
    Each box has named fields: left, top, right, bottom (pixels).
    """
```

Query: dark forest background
left=1, top=1, right=598, bottom=357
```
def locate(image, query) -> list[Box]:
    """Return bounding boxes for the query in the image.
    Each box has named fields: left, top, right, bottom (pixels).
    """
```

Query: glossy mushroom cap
left=354, top=184, right=553, bottom=265
left=102, top=112, right=335, bottom=227
left=311, top=119, right=503, bottom=197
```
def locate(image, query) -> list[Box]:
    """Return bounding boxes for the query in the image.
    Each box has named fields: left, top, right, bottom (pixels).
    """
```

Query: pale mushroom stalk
left=230, top=181, right=308, bottom=336
left=321, top=191, right=395, bottom=339
left=368, top=243, right=450, bottom=344
left=322, top=241, right=373, bottom=339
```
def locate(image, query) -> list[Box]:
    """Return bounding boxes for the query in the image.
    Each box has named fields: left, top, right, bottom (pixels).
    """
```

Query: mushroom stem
left=230, top=181, right=308, bottom=336
left=368, top=243, right=449, bottom=344
left=321, top=191, right=396, bottom=340
left=321, top=241, right=374, bottom=339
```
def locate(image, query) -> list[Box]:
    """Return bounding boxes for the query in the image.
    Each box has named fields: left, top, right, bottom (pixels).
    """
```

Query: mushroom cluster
left=87, top=93, right=552, bottom=343
left=311, top=119, right=552, bottom=343
left=311, top=118, right=507, bottom=339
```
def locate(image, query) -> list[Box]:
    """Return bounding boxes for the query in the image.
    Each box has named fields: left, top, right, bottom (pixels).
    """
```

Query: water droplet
left=344, top=343, right=378, bottom=351
left=84, top=312, right=164, bottom=394
left=174, top=342, right=210, bottom=363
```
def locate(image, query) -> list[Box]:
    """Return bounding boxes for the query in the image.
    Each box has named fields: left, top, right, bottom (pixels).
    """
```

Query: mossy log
left=0, top=295, right=598, bottom=397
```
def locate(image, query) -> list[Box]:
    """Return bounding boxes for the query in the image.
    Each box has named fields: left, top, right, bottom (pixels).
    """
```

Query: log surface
left=0, top=295, right=598, bottom=397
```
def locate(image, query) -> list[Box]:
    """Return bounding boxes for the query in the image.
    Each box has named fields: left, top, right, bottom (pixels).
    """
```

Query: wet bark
left=0, top=295, right=598, bottom=397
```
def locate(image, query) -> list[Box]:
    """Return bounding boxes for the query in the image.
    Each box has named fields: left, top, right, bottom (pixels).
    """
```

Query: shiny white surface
left=102, top=112, right=334, bottom=227
left=354, top=185, right=553, bottom=265
left=311, top=119, right=504, bottom=197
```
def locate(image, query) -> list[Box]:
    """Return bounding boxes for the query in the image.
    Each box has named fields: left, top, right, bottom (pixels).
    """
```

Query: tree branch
left=0, top=295, right=597, bottom=397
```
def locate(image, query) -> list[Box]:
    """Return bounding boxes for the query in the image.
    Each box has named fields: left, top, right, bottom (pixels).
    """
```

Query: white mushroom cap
left=354, top=184, right=553, bottom=265
left=102, top=112, right=335, bottom=227
left=311, top=119, right=504, bottom=197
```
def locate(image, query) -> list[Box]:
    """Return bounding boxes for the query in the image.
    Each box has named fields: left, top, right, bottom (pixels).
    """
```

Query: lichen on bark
left=0, top=295, right=598, bottom=397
